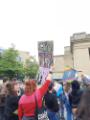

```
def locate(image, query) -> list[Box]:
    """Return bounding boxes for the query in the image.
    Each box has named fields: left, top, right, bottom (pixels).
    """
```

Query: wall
left=53, top=55, right=64, bottom=78
left=64, top=46, right=73, bottom=68
left=73, top=42, right=90, bottom=75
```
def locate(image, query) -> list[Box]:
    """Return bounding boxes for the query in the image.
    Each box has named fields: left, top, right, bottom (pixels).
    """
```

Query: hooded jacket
left=69, top=80, right=83, bottom=108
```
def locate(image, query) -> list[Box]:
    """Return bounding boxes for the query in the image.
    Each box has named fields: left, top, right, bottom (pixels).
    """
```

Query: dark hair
left=48, top=82, right=54, bottom=91
left=3, top=77, right=8, bottom=83
left=6, top=82, right=17, bottom=95
left=12, top=78, right=17, bottom=81
left=77, top=88, right=90, bottom=120
left=71, top=80, right=80, bottom=91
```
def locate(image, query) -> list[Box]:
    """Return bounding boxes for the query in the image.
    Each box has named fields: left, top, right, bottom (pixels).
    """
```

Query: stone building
left=71, top=32, right=90, bottom=75
left=53, top=55, right=64, bottom=78
left=54, top=32, right=90, bottom=77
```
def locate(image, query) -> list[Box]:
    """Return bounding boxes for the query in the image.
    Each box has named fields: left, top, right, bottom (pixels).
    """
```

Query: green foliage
left=25, top=57, right=39, bottom=79
left=0, top=48, right=24, bottom=80
left=0, top=47, right=39, bottom=81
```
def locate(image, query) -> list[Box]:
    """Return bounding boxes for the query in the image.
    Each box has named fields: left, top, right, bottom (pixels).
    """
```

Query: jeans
left=22, top=116, right=36, bottom=120
left=47, top=110, right=58, bottom=120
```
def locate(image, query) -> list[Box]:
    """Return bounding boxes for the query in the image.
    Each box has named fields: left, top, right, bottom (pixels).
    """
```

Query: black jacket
left=69, top=89, right=83, bottom=108
left=44, top=91, right=59, bottom=112
left=4, top=95, right=20, bottom=120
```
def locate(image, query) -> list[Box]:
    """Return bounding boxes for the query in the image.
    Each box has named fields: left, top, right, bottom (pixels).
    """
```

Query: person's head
left=6, top=81, right=19, bottom=95
left=48, top=82, right=54, bottom=93
left=63, top=82, right=71, bottom=93
left=12, top=81, right=20, bottom=93
left=12, top=78, right=17, bottom=82
left=25, top=80, right=37, bottom=94
left=71, top=80, right=80, bottom=92
left=3, top=77, right=8, bottom=83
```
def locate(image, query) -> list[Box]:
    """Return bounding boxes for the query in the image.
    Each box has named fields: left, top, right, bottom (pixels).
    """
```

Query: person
left=63, top=82, right=73, bottom=120
left=44, top=82, right=59, bottom=120
left=81, top=74, right=89, bottom=88
left=18, top=81, right=24, bottom=96
left=57, top=82, right=72, bottom=120
left=81, top=74, right=90, bottom=89
left=1, top=77, right=9, bottom=96
left=18, top=73, right=52, bottom=120
left=0, top=93, right=6, bottom=120
left=69, top=80, right=83, bottom=118
left=4, top=81, right=20, bottom=120
left=56, top=82, right=64, bottom=119
left=0, top=77, right=9, bottom=120
left=76, top=88, right=90, bottom=120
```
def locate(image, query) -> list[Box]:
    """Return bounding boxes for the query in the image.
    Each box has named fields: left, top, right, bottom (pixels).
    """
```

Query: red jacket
left=18, top=80, right=50, bottom=120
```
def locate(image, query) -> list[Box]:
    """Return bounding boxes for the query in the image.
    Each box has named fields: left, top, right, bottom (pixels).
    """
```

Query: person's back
left=44, top=91, right=59, bottom=112
left=69, top=89, right=83, bottom=109
left=18, top=73, right=52, bottom=120
left=69, top=80, right=83, bottom=109
left=69, top=80, right=83, bottom=120
left=44, top=82, right=59, bottom=120
left=4, top=94, right=19, bottom=120
left=4, top=82, right=20, bottom=120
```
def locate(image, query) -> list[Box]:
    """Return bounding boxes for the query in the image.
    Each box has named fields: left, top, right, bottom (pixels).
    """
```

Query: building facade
left=53, top=55, right=64, bottom=78
left=54, top=32, right=90, bottom=78
left=71, top=32, right=90, bottom=75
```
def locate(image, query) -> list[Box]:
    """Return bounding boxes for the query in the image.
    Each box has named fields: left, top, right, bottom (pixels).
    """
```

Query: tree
left=24, top=57, right=39, bottom=79
left=0, top=47, right=24, bottom=80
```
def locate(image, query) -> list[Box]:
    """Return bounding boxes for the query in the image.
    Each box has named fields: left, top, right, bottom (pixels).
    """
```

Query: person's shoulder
left=20, top=94, right=26, bottom=99
left=78, top=89, right=83, bottom=95
left=19, top=94, right=26, bottom=103
left=6, top=95, right=18, bottom=103
left=50, top=92, right=57, bottom=100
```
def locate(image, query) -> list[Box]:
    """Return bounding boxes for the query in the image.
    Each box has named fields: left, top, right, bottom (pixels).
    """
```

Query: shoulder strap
left=34, top=94, right=39, bottom=120
left=34, top=94, right=38, bottom=109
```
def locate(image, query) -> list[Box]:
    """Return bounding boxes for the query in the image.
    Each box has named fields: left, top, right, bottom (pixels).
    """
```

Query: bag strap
left=34, top=94, right=38, bottom=109
left=34, top=93, right=39, bottom=120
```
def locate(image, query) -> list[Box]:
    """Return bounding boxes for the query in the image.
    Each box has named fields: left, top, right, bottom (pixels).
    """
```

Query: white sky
left=0, top=0, right=90, bottom=57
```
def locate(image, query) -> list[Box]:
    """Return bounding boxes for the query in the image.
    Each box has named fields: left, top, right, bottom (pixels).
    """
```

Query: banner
left=38, top=41, right=53, bottom=68
left=62, top=68, right=77, bottom=81
left=37, top=41, right=53, bottom=84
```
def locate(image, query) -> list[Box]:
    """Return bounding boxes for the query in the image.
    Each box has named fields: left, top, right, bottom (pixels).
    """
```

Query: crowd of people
left=0, top=73, right=90, bottom=120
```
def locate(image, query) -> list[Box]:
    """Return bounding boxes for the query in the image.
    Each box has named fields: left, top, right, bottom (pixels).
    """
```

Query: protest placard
left=37, top=41, right=53, bottom=84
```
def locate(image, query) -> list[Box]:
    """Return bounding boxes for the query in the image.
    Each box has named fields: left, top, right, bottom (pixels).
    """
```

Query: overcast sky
left=0, top=0, right=90, bottom=57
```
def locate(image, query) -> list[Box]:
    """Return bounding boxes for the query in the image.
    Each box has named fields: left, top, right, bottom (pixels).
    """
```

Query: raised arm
left=39, top=73, right=52, bottom=97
